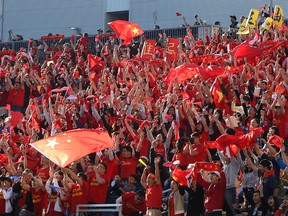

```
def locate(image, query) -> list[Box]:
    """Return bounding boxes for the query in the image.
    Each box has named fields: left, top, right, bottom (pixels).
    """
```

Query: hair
left=191, top=132, right=200, bottom=138
left=122, top=146, right=133, bottom=154
left=226, top=128, right=235, bottom=135
left=98, top=162, right=107, bottom=172
left=260, top=159, right=273, bottom=170
left=77, top=172, right=88, bottom=182
left=176, top=138, right=186, bottom=153
left=136, top=190, right=146, bottom=198
left=270, top=126, right=280, bottom=136
left=130, top=174, right=139, bottom=182
left=57, top=170, right=64, bottom=178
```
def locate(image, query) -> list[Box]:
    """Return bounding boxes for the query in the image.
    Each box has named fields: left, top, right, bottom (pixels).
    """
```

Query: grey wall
left=1, top=0, right=288, bottom=42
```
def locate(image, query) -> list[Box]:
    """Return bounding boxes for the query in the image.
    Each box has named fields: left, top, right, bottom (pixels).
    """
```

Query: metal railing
left=2, top=18, right=288, bottom=52
left=0, top=24, right=235, bottom=52
left=76, top=204, right=122, bottom=216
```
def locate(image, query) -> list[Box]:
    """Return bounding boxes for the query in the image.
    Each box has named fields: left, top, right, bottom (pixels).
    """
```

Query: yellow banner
left=273, top=5, right=284, bottom=29
left=237, top=18, right=249, bottom=34
left=246, top=9, right=259, bottom=29
left=260, top=17, right=273, bottom=33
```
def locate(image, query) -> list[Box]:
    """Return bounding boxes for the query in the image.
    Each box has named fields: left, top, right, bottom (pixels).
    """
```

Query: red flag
left=5, top=104, right=11, bottom=111
left=210, top=78, right=224, bottom=108
left=216, top=127, right=264, bottom=150
left=205, top=141, right=220, bottom=149
left=232, top=40, right=285, bottom=64
left=165, top=63, right=199, bottom=84
left=10, top=111, right=24, bottom=127
left=275, top=85, right=285, bottom=94
left=176, top=12, right=182, bottom=16
left=165, top=38, right=178, bottom=62
left=195, top=162, right=222, bottom=172
left=30, top=129, right=113, bottom=168
left=198, top=65, right=225, bottom=80
left=41, top=34, right=65, bottom=41
left=171, top=168, right=193, bottom=186
left=89, top=72, right=98, bottom=84
left=141, top=40, right=156, bottom=59
left=268, top=135, right=284, bottom=149
left=173, top=120, right=180, bottom=141
left=31, top=112, right=40, bottom=132
left=87, top=54, right=101, bottom=70
left=108, top=20, right=144, bottom=44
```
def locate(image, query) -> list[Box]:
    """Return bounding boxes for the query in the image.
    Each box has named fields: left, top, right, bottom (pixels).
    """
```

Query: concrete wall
left=1, top=0, right=288, bottom=42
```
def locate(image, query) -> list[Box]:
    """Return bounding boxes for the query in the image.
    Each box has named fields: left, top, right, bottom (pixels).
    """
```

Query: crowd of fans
left=0, top=9, right=288, bottom=216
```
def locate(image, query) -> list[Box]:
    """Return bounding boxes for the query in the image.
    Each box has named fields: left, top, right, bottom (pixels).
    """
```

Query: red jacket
left=197, top=172, right=226, bottom=213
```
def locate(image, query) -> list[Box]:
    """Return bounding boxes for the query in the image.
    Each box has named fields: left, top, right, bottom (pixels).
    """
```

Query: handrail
left=76, top=203, right=122, bottom=216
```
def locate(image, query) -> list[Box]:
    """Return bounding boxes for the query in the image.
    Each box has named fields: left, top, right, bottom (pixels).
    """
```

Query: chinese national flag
left=195, top=162, right=222, bottom=173
left=108, top=20, right=144, bottom=45
left=165, top=38, right=178, bottom=62
left=268, top=135, right=284, bottom=149
left=141, top=40, right=156, bottom=59
left=87, top=54, right=102, bottom=70
left=30, top=129, right=113, bottom=168
left=165, top=63, right=199, bottom=84
left=275, top=85, right=285, bottom=94
left=232, top=40, right=285, bottom=65
left=171, top=168, right=193, bottom=186
left=216, top=127, right=264, bottom=150
left=205, top=141, right=220, bottom=149
left=176, top=12, right=182, bottom=16
left=10, top=111, right=24, bottom=127
left=210, top=78, right=224, bottom=108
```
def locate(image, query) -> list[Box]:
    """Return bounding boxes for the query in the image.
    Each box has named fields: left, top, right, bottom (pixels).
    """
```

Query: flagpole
left=0, top=0, right=4, bottom=42
left=269, top=0, right=273, bottom=15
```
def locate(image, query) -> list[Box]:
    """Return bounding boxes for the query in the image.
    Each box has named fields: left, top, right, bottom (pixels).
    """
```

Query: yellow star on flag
left=46, top=138, right=59, bottom=149
left=132, top=27, right=139, bottom=35
left=216, top=90, right=223, bottom=103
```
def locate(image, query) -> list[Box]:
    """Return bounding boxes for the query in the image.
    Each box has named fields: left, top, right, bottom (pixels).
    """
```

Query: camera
left=190, top=137, right=194, bottom=144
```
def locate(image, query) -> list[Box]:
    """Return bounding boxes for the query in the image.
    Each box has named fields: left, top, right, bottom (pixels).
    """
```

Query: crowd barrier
left=0, top=24, right=238, bottom=52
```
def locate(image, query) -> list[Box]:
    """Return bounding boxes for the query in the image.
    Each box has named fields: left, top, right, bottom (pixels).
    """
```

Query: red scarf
left=263, top=169, right=275, bottom=179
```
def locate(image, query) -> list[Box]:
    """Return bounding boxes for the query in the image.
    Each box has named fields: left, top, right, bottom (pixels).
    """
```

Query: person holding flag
left=141, top=157, right=162, bottom=216
left=195, top=163, right=226, bottom=216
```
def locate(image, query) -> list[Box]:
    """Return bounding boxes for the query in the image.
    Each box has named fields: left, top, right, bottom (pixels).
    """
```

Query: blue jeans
left=224, top=187, right=236, bottom=216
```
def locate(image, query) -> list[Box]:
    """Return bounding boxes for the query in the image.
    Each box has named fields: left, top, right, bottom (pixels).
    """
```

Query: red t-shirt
left=133, top=136, right=150, bottom=157
left=46, top=194, right=57, bottom=215
left=101, top=157, right=118, bottom=181
left=188, top=144, right=207, bottom=164
left=122, top=192, right=146, bottom=216
left=7, top=87, right=25, bottom=107
left=88, top=173, right=109, bottom=203
left=78, top=37, right=90, bottom=47
left=0, top=191, right=5, bottom=214
left=120, top=156, right=138, bottom=179
left=30, top=188, right=47, bottom=216
left=17, top=187, right=28, bottom=208
left=0, top=90, right=8, bottom=107
left=36, top=166, right=49, bottom=183
left=199, top=131, right=209, bottom=145
left=70, top=182, right=89, bottom=213
left=146, top=183, right=162, bottom=209
left=154, top=144, right=165, bottom=156
left=273, top=113, right=288, bottom=139
left=172, top=152, right=189, bottom=167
